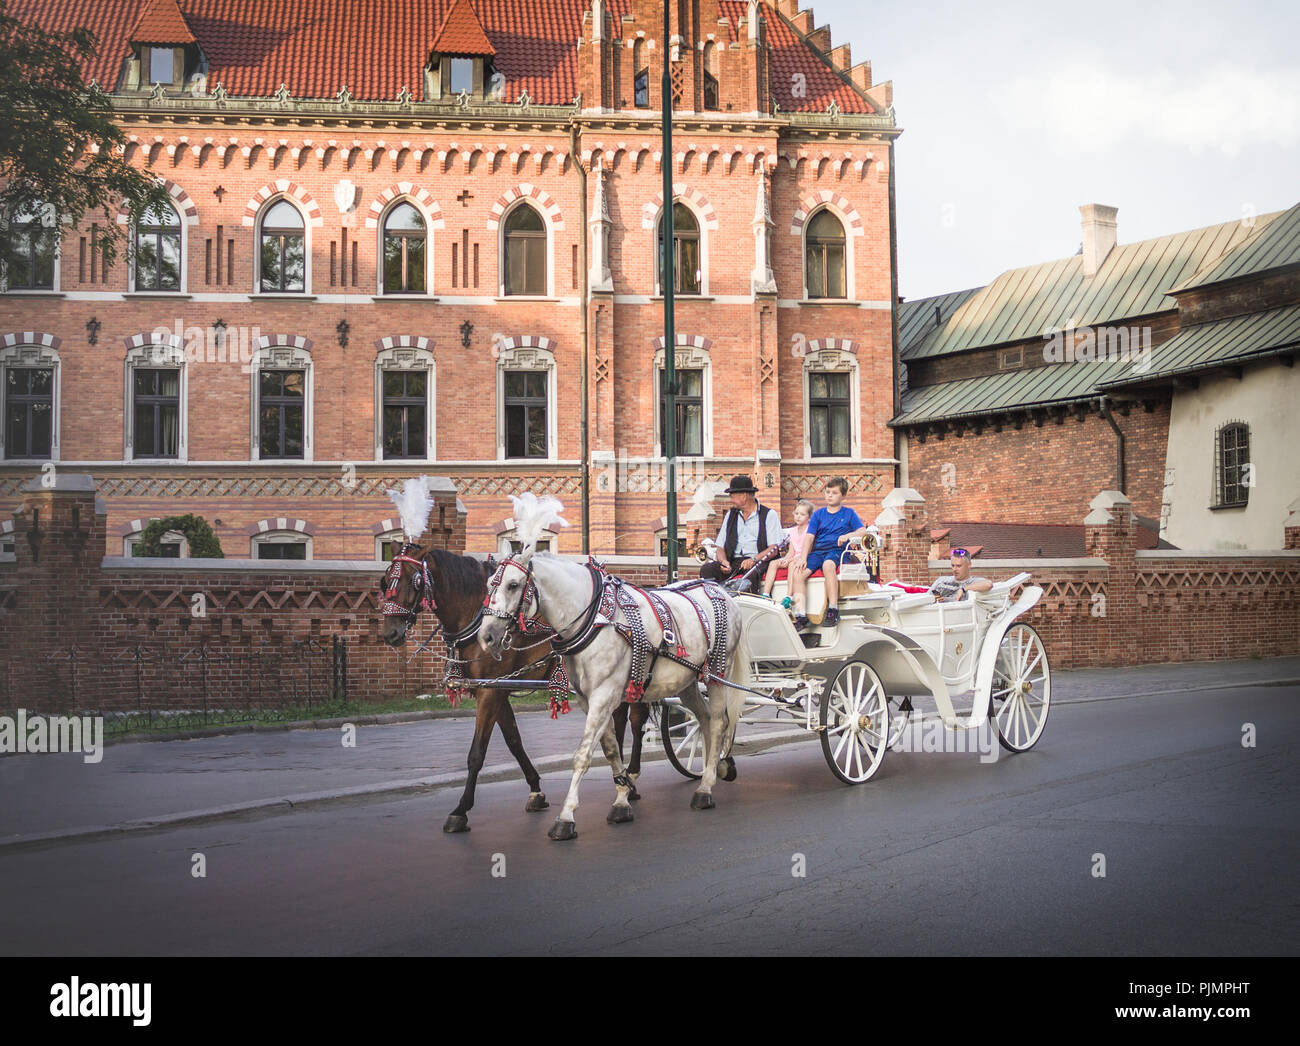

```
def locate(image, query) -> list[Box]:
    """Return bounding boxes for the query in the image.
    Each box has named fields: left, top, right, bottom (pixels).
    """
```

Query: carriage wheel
left=660, top=701, right=705, bottom=780
left=819, top=660, right=889, bottom=785
left=990, top=623, right=1051, bottom=752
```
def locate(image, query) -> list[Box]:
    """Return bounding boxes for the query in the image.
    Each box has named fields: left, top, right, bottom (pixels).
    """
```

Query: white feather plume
left=387, top=477, right=436, bottom=542
left=509, top=491, right=569, bottom=550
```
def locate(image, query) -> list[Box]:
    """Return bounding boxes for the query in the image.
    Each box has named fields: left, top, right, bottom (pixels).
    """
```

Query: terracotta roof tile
left=430, top=0, right=495, bottom=57
left=130, top=0, right=197, bottom=45
left=7, top=0, right=874, bottom=110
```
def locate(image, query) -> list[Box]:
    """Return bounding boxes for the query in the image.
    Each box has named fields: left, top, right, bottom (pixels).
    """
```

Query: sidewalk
left=2, top=656, right=1296, bottom=850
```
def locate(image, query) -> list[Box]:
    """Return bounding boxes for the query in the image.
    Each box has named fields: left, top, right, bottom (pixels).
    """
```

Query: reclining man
left=929, top=547, right=992, bottom=601
left=700, top=474, right=785, bottom=584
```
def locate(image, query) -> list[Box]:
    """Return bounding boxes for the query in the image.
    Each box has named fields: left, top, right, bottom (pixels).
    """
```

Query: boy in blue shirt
left=791, top=477, right=866, bottom=629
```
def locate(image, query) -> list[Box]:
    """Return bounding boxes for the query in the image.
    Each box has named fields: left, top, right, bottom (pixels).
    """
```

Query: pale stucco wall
left=1161, top=361, right=1300, bottom=550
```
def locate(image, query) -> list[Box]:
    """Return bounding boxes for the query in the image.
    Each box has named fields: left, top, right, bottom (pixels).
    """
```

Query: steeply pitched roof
left=7, top=0, right=874, bottom=110
left=903, top=213, right=1283, bottom=362
left=899, top=287, right=982, bottom=355
left=129, top=0, right=196, bottom=44
left=430, top=0, right=495, bottom=57
left=1099, top=302, right=1300, bottom=389
left=1173, top=201, right=1300, bottom=292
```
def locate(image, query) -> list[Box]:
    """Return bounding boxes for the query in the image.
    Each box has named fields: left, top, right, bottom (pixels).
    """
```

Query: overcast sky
left=812, top=0, right=1300, bottom=300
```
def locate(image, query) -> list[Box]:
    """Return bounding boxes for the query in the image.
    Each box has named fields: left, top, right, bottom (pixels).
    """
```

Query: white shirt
left=714, top=503, right=784, bottom=559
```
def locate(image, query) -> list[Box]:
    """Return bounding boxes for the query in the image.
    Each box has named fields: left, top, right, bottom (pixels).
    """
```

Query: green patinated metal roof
left=903, top=213, right=1284, bottom=361
left=1172, top=201, right=1300, bottom=292
left=891, top=358, right=1133, bottom=426
left=898, top=287, right=982, bottom=355
left=1099, top=303, right=1300, bottom=389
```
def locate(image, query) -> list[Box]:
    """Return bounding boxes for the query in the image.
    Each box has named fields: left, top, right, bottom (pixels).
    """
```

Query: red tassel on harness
left=624, top=680, right=644, bottom=703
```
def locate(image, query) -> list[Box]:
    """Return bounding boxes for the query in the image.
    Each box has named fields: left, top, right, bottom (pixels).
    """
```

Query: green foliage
left=0, top=0, right=170, bottom=269
left=140, top=515, right=224, bottom=559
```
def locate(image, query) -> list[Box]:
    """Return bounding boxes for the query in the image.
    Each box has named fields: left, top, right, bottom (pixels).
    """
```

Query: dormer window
left=425, top=0, right=497, bottom=101
left=450, top=58, right=474, bottom=95
left=149, top=47, right=175, bottom=84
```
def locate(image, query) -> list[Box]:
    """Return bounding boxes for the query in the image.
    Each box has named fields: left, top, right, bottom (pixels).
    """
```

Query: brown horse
left=379, top=544, right=648, bottom=833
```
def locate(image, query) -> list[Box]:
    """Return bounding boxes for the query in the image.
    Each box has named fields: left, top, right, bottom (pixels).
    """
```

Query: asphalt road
left=1, top=680, right=1295, bottom=956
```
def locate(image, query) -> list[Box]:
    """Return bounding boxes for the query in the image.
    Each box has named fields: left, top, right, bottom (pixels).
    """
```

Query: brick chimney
left=1080, top=203, right=1118, bottom=277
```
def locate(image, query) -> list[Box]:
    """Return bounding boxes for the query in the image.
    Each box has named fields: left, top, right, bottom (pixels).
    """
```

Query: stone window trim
left=251, top=195, right=314, bottom=295
left=250, top=529, right=314, bottom=560
left=493, top=516, right=557, bottom=556
left=800, top=344, right=861, bottom=461
left=495, top=336, right=558, bottom=461
left=373, top=338, right=437, bottom=462
left=799, top=204, right=857, bottom=302
left=0, top=336, right=62, bottom=462
left=374, top=528, right=406, bottom=562
left=366, top=187, right=445, bottom=295
left=123, top=334, right=188, bottom=462
left=249, top=338, right=314, bottom=463
left=497, top=199, right=553, bottom=298
left=643, top=188, right=718, bottom=298
left=116, top=179, right=199, bottom=294
left=121, top=523, right=189, bottom=558
left=652, top=336, right=713, bottom=459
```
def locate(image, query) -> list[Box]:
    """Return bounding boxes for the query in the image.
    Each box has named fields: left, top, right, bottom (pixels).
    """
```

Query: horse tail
left=722, top=604, right=750, bottom=749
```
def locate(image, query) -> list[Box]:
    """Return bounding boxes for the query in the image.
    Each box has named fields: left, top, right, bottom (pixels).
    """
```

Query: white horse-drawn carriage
left=659, top=540, right=1052, bottom=785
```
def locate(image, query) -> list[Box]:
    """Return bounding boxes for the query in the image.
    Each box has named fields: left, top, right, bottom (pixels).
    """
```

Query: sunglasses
left=950, top=548, right=970, bottom=558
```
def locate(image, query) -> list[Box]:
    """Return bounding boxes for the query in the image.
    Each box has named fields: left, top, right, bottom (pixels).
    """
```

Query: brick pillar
left=1286, top=497, right=1300, bottom=550
left=874, top=487, right=928, bottom=582
left=589, top=294, right=617, bottom=553
left=10, top=474, right=107, bottom=711
left=1084, top=489, right=1139, bottom=666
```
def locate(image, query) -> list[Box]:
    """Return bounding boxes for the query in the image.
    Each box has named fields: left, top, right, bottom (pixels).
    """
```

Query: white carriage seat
left=769, top=576, right=828, bottom=622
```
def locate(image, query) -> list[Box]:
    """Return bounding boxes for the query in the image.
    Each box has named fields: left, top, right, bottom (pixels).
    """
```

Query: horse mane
left=425, top=546, right=491, bottom=597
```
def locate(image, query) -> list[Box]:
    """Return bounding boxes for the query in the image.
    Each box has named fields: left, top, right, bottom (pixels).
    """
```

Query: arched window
left=805, top=209, right=846, bottom=299
left=1214, top=422, right=1251, bottom=508
left=503, top=204, right=547, bottom=296
left=5, top=200, right=57, bottom=290
left=657, top=203, right=701, bottom=296
left=702, top=42, right=719, bottom=110
left=134, top=200, right=182, bottom=292
left=259, top=199, right=306, bottom=293
left=382, top=202, right=427, bottom=294
left=633, top=40, right=649, bottom=108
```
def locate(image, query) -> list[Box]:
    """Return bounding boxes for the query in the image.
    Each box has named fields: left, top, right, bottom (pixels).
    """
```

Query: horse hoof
left=718, top=757, right=737, bottom=782
left=548, top=819, right=578, bottom=841
left=628, top=786, right=642, bottom=802
left=690, top=793, right=715, bottom=811
left=606, top=805, right=634, bottom=824
left=442, top=814, right=470, bottom=833
left=524, top=792, right=550, bottom=812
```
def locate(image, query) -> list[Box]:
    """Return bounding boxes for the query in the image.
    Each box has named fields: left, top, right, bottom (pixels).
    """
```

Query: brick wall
left=905, top=397, right=1172, bottom=526
left=4, top=480, right=1294, bottom=713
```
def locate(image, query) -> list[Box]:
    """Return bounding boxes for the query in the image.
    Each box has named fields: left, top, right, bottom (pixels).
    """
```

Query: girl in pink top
left=762, top=499, right=814, bottom=605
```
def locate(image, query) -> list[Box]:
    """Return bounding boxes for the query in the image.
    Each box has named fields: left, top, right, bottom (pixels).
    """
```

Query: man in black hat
left=700, top=475, right=784, bottom=583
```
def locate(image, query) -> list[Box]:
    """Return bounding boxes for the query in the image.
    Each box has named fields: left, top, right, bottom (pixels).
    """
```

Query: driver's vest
left=723, top=504, right=773, bottom=562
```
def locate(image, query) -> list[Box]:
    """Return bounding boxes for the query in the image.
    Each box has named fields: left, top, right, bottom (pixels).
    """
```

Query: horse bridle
left=380, top=544, right=437, bottom=621
left=483, top=557, right=546, bottom=643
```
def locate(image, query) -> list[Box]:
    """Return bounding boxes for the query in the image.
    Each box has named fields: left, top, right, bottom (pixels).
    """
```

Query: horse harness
left=486, top=557, right=733, bottom=708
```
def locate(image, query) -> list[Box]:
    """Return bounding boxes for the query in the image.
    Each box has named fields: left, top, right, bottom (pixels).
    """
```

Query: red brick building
left=0, top=0, right=901, bottom=561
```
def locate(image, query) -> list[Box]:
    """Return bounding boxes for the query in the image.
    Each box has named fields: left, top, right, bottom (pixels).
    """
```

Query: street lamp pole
left=662, top=0, right=679, bottom=582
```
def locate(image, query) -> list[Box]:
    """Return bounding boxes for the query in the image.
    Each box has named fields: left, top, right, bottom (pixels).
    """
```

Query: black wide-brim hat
left=724, top=474, right=759, bottom=494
